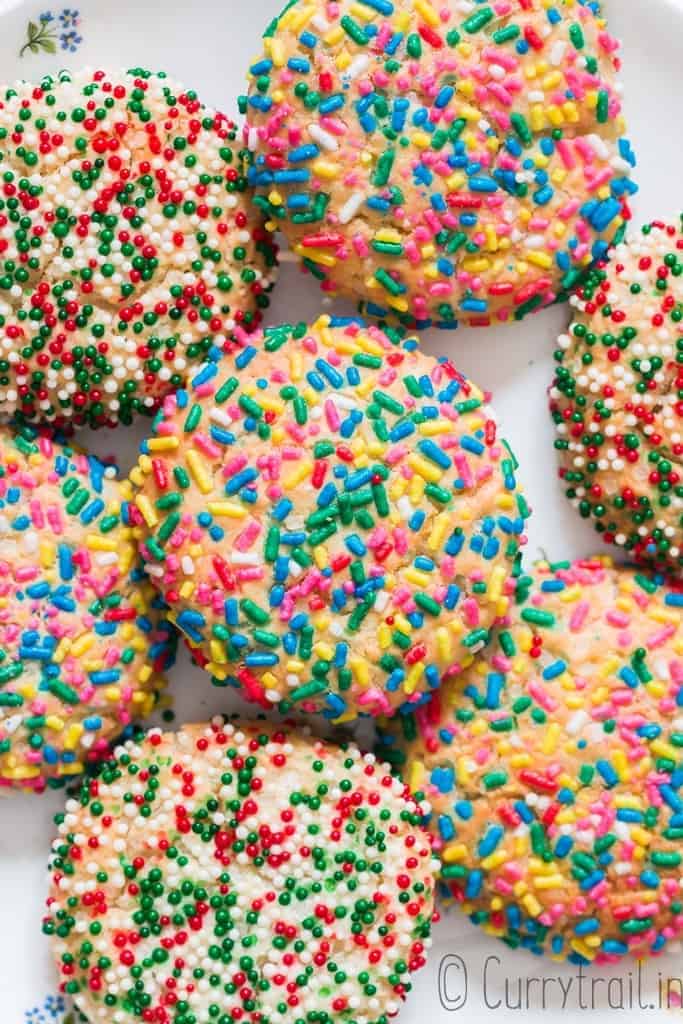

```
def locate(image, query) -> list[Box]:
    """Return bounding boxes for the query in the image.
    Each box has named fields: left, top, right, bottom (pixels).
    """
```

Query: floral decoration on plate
left=19, top=8, right=82, bottom=57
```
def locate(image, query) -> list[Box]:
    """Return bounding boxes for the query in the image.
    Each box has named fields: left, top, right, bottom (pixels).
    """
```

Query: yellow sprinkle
left=283, top=460, right=313, bottom=489
left=147, top=435, right=180, bottom=452
left=414, top=0, right=439, bottom=24
left=509, top=752, right=533, bottom=769
left=442, top=843, right=467, bottom=863
left=349, top=656, right=370, bottom=689
left=374, top=227, right=403, bottom=244
left=39, top=542, right=55, bottom=569
left=630, top=826, right=652, bottom=847
left=293, top=244, right=337, bottom=267
left=541, top=722, right=561, bottom=755
left=179, top=581, right=195, bottom=599
left=394, top=613, right=412, bottom=634
left=63, top=724, right=84, bottom=751
left=312, top=545, right=329, bottom=570
left=186, top=450, right=213, bottom=494
left=350, top=1, right=376, bottom=20
left=409, top=760, right=425, bottom=791
left=86, top=535, right=117, bottom=552
left=104, top=686, right=122, bottom=703
left=455, top=756, right=470, bottom=785
left=428, top=512, right=452, bottom=552
left=526, top=250, right=553, bottom=270
left=487, top=566, right=506, bottom=603
left=446, top=171, right=466, bottom=191
left=52, top=638, right=71, bottom=664
left=436, top=627, right=452, bottom=662
left=136, top=495, right=159, bottom=529
left=547, top=105, right=564, bottom=127
left=409, top=474, right=425, bottom=504
left=411, top=131, right=432, bottom=149
left=210, top=639, right=227, bottom=665
left=462, top=257, right=491, bottom=274
left=529, top=105, right=545, bottom=131
left=408, top=453, right=443, bottom=483
left=650, top=739, right=676, bottom=761
left=45, top=715, right=64, bottom=732
left=418, top=419, right=452, bottom=436
left=71, top=634, right=94, bottom=658
left=522, top=894, right=543, bottom=917
left=324, top=24, right=344, bottom=45
left=335, top=49, right=352, bottom=71
left=207, top=502, right=247, bottom=518
left=311, top=159, right=340, bottom=180
left=481, top=850, right=508, bottom=871
left=563, top=101, right=579, bottom=123
left=403, top=568, right=430, bottom=588
left=570, top=939, right=597, bottom=960
left=404, top=661, right=425, bottom=695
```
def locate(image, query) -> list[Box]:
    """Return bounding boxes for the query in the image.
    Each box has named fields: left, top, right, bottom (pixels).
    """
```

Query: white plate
left=2, top=0, right=683, bottom=1021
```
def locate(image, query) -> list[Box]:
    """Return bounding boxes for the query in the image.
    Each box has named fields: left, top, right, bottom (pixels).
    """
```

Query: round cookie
left=44, top=717, right=438, bottom=1024
left=0, top=424, right=176, bottom=791
left=130, top=316, right=529, bottom=720
left=0, top=67, right=277, bottom=428
left=378, top=557, right=683, bottom=963
left=550, top=218, right=683, bottom=574
left=242, top=0, right=636, bottom=328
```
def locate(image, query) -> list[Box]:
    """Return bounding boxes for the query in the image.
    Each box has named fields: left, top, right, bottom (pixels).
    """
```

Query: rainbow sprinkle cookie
left=0, top=425, right=176, bottom=792
left=551, top=218, right=683, bottom=575
left=378, top=557, right=683, bottom=963
left=242, top=0, right=636, bottom=329
left=129, top=316, right=529, bottom=720
left=44, top=718, right=438, bottom=1024
left=0, top=67, right=277, bottom=429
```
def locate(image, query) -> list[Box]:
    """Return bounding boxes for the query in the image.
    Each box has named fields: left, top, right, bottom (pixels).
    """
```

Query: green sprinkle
left=569, top=23, right=584, bottom=49
left=462, top=7, right=493, bottom=33
left=520, top=608, right=556, bottom=628
left=414, top=593, right=441, bottom=616
left=240, top=599, right=270, bottom=625
left=373, top=150, right=395, bottom=187
left=483, top=770, right=508, bottom=790
left=492, top=24, right=520, bottom=44
left=340, top=14, right=368, bottom=45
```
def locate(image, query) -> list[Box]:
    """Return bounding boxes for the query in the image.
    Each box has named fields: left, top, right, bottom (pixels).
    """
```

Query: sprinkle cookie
left=44, top=718, right=438, bottom=1024
left=550, top=218, right=683, bottom=574
left=130, top=317, right=528, bottom=720
left=242, top=0, right=636, bottom=328
left=0, top=67, right=277, bottom=428
left=0, top=425, right=176, bottom=791
left=378, top=557, right=683, bottom=963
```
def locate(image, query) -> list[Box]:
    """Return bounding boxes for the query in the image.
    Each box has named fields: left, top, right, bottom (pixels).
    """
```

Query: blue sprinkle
left=478, top=825, right=504, bottom=858
left=438, top=815, right=455, bottom=841
left=574, top=918, right=600, bottom=935
left=542, top=660, right=566, bottom=680
left=289, top=143, right=319, bottom=163
left=89, top=670, right=121, bottom=686
left=596, top=760, right=618, bottom=787
left=465, top=870, right=483, bottom=899
left=287, top=57, right=311, bottom=73
left=430, top=766, right=454, bottom=793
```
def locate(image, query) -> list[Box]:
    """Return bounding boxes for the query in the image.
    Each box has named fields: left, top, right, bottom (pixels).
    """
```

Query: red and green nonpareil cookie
left=378, top=557, right=683, bottom=964
left=550, top=217, right=683, bottom=574
left=44, top=718, right=439, bottom=1024
left=0, top=67, right=277, bottom=428
left=129, top=317, right=529, bottom=721
left=242, top=0, right=636, bottom=329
